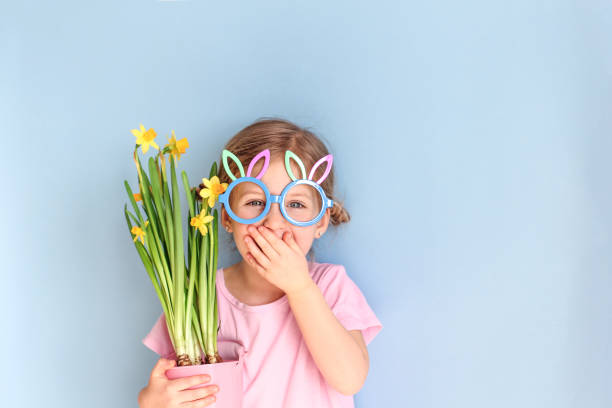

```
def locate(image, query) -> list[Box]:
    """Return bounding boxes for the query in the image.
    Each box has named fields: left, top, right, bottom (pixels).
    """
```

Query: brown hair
left=196, top=117, right=350, bottom=260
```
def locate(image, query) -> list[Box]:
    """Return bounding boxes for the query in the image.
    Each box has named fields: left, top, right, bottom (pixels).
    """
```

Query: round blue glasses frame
left=218, top=177, right=334, bottom=227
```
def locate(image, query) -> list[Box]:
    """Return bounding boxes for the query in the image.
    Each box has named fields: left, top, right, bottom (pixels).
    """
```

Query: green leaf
left=182, top=171, right=196, bottom=219
left=170, top=154, right=186, bottom=351
left=124, top=204, right=133, bottom=232
left=124, top=180, right=144, bottom=224
left=209, top=161, right=218, bottom=180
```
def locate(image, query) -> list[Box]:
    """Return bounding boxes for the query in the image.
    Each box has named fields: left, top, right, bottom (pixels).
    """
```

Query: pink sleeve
left=320, top=265, right=383, bottom=345
left=142, top=312, right=177, bottom=360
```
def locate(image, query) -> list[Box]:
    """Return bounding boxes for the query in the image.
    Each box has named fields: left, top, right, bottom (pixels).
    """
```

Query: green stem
left=198, top=214, right=210, bottom=357
left=171, top=155, right=186, bottom=356
left=206, top=218, right=215, bottom=356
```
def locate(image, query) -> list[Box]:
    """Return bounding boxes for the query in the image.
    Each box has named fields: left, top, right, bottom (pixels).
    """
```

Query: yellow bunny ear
left=222, top=149, right=245, bottom=181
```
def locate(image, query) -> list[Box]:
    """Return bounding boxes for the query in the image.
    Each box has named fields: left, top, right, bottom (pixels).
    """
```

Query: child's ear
left=220, top=205, right=231, bottom=231
left=316, top=207, right=331, bottom=237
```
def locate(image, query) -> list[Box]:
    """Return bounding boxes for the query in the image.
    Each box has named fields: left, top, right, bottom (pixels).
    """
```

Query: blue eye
left=288, top=202, right=306, bottom=209
left=247, top=200, right=265, bottom=207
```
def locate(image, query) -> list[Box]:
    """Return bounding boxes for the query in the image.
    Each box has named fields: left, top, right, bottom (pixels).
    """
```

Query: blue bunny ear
left=222, top=149, right=245, bottom=181
left=308, top=154, right=333, bottom=184
left=284, top=150, right=307, bottom=181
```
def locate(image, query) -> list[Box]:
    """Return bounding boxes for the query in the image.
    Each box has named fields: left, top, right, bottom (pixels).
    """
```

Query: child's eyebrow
left=286, top=193, right=313, bottom=199
left=242, top=188, right=265, bottom=194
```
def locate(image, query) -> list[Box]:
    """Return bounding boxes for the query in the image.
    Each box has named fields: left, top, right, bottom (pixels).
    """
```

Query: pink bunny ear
left=308, top=154, right=333, bottom=184
left=246, top=149, right=270, bottom=179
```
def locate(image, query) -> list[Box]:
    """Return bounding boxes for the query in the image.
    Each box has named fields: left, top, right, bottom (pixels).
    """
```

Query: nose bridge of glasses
left=266, top=194, right=285, bottom=217
left=262, top=194, right=290, bottom=225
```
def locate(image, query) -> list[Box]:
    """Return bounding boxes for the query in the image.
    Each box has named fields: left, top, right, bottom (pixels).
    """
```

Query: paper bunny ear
left=246, top=149, right=270, bottom=179
left=285, top=150, right=307, bottom=181
left=308, top=154, right=333, bottom=185
left=222, top=150, right=245, bottom=181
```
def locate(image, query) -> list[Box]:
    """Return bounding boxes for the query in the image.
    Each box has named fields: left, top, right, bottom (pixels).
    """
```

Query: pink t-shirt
left=142, top=261, right=383, bottom=407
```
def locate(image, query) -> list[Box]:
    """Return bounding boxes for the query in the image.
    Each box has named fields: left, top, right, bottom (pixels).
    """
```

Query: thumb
left=152, top=357, right=176, bottom=379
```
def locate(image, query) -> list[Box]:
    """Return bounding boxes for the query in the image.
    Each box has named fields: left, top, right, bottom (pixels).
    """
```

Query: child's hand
left=244, top=225, right=313, bottom=296
left=138, top=358, right=219, bottom=408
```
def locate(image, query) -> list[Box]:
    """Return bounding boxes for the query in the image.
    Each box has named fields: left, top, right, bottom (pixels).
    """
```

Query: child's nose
left=263, top=202, right=288, bottom=228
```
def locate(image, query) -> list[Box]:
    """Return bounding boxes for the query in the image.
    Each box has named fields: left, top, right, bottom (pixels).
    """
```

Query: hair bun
left=330, top=200, right=351, bottom=225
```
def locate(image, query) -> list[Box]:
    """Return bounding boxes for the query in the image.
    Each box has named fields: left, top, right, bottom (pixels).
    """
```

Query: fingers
left=248, top=225, right=280, bottom=257
left=244, top=236, right=271, bottom=269
left=151, top=357, right=176, bottom=379
left=181, top=394, right=217, bottom=407
left=168, top=374, right=212, bottom=393
left=180, top=384, right=220, bottom=405
left=283, top=231, right=302, bottom=252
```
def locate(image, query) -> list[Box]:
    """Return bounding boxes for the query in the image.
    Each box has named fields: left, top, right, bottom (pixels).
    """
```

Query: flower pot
left=165, top=352, right=244, bottom=407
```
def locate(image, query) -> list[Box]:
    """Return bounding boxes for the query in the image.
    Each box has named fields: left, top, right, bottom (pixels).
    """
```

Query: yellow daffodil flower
left=190, top=211, right=214, bottom=236
left=165, top=130, right=189, bottom=161
left=199, top=176, right=228, bottom=208
left=131, top=220, right=149, bottom=244
left=133, top=193, right=142, bottom=202
left=131, top=124, right=159, bottom=153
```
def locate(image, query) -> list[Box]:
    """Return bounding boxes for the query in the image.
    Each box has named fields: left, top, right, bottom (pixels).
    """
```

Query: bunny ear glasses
left=217, top=148, right=334, bottom=227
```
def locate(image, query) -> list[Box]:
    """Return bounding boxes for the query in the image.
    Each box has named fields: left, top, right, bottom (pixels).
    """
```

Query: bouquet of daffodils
left=124, top=124, right=228, bottom=366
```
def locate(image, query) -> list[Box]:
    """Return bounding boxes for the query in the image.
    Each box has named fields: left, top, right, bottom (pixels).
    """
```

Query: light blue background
left=2, top=1, right=611, bottom=407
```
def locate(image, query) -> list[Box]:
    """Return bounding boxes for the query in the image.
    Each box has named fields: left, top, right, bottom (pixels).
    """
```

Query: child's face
left=221, top=157, right=330, bottom=259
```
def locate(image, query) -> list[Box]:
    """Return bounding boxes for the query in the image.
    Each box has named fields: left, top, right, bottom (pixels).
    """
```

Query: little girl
left=138, top=118, right=383, bottom=408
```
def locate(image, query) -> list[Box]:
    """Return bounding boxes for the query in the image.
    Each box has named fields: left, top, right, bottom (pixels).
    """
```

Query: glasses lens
left=284, top=183, right=323, bottom=223
left=228, top=181, right=267, bottom=221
